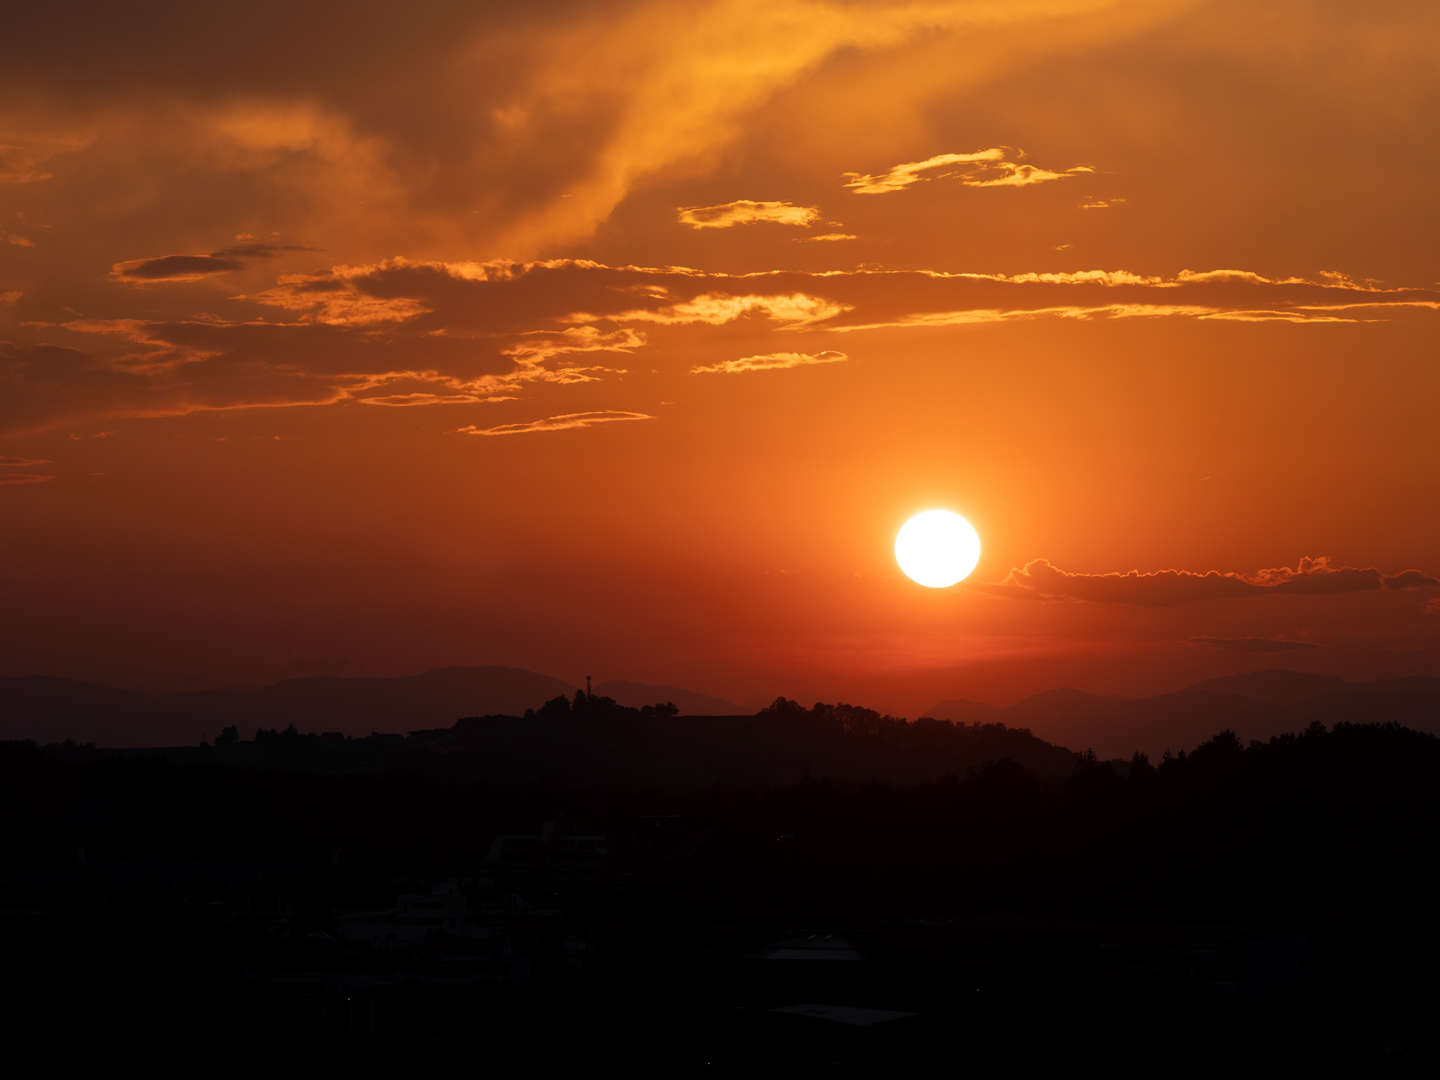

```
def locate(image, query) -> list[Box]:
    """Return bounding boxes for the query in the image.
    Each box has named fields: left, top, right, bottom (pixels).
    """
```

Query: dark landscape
left=5, top=674, right=1437, bottom=1071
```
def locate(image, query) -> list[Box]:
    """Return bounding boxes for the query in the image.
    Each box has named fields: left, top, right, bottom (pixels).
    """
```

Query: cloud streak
left=0, top=472, right=55, bottom=487
left=691, top=349, right=847, bottom=375
left=844, top=148, right=1093, bottom=194
left=455, top=410, right=655, bottom=437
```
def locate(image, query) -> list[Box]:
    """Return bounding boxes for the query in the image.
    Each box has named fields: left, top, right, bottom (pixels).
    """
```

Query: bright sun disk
left=895, top=509, right=981, bottom=588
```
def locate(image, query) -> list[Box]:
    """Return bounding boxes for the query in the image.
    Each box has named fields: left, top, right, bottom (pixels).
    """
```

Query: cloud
left=112, top=254, right=246, bottom=282
left=1081, top=196, right=1127, bottom=210
left=993, top=555, right=1440, bottom=606
left=501, top=326, right=645, bottom=372
left=245, top=258, right=1439, bottom=346
left=0, top=455, right=51, bottom=467
left=565, top=291, right=849, bottom=328
left=676, top=200, right=821, bottom=230
left=9, top=256, right=1436, bottom=434
left=1190, top=637, right=1319, bottom=652
left=355, top=392, right=517, bottom=408
left=818, top=266, right=1440, bottom=332
left=0, top=473, right=55, bottom=487
left=481, top=0, right=1171, bottom=252
left=112, top=241, right=315, bottom=282
left=691, top=349, right=847, bottom=375
left=0, top=2, right=1192, bottom=255
left=455, top=410, right=655, bottom=437
left=843, top=148, right=1093, bottom=194
left=0, top=144, right=54, bottom=184
left=798, top=232, right=857, bottom=243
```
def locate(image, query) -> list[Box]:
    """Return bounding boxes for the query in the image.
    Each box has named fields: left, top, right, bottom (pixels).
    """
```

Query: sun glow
left=895, top=509, right=982, bottom=588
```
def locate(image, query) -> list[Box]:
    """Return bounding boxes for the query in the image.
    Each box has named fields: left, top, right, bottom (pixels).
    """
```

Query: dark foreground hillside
left=4, top=697, right=1437, bottom=1073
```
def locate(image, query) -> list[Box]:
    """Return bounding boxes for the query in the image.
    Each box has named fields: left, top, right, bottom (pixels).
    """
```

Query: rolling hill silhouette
left=927, top=669, right=1440, bottom=758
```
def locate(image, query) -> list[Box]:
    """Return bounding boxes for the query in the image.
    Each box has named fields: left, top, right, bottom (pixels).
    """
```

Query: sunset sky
left=3, top=0, right=1438, bottom=713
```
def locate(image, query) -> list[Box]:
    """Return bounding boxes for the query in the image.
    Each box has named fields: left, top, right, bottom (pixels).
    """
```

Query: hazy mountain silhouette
left=0, top=666, right=577, bottom=746
left=0, top=676, right=150, bottom=746
left=927, top=669, right=1440, bottom=757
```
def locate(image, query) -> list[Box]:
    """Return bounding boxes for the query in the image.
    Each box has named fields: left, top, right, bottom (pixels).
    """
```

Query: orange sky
left=3, top=0, right=1438, bottom=712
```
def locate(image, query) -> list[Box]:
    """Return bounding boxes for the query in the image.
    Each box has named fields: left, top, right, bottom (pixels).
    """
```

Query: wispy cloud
left=0, top=144, right=54, bottom=185
left=676, top=200, right=821, bottom=230
left=844, top=147, right=1093, bottom=195
left=692, top=350, right=847, bottom=375
left=0, top=455, right=51, bottom=466
left=798, top=232, right=857, bottom=243
left=1080, top=196, right=1127, bottom=210
left=0, top=473, right=55, bottom=487
left=455, top=410, right=655, bottom=437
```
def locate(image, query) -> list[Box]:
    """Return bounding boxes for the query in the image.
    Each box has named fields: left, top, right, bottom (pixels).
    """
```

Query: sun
left=895, top=509, right=982, bottom=588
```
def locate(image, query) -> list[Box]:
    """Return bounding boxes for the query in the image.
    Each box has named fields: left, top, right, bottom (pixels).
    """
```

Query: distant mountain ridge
left=4, top=666, right=1439, bottom=757
left=926, top=669, right=1440, bottom=758
left=0, top=666, right=577, bottom=746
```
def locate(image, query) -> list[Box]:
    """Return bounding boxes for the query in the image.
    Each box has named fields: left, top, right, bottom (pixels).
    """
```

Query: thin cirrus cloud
left=692, top=350, right=847, bottom=375
left=992, top=555, right=1440, bottom=606
left=455, top=410, right=655, bottom=437
left=676, top=200, right=821, bottom=230
left=843, top=148, right=1093, bottom=194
